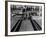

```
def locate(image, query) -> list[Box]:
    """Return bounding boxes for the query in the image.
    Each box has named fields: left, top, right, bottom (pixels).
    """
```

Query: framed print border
left=5, top=1, right=45, bottom=36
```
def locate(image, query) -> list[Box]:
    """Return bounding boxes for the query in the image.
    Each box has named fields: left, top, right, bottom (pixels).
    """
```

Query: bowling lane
left=19, top=19, right=34, bottom=31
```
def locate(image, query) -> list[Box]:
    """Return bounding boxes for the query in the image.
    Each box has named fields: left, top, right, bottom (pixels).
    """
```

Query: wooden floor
left=11, top=16, right=42, bottom=32
left=19, top=19, right=34, bottom=31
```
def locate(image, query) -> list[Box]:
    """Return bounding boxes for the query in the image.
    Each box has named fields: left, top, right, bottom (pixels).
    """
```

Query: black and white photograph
left=7, top=1, right=45, bottom=35
left=11, top=5, right=42, bottom=32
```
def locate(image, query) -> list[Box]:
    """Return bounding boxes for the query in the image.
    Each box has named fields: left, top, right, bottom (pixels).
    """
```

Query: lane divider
left=30, top=19, right=42, bottom=31
left=30, top=19, right=37, bottom=31
left=11, top=20, right=20, bottom=32
left=33, top=20, right=42, bottom=30
left=15, top=20, right=22, bottom=32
